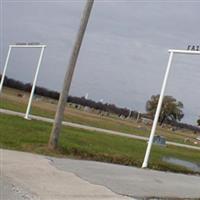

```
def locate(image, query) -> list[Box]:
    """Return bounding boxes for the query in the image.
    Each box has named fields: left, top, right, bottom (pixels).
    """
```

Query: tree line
left=0, top=75, right=139, bottom=118
left=1, top=74, right=199, bottom=133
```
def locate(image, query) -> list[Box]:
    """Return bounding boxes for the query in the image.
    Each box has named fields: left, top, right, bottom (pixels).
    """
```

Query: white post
left=136, top=112, right=140, bottom=122
left=0, top=46, right=12, bottom=93
left=142, top=51, right=174, bottom=168
left=24, top=46, right=45, bottom=119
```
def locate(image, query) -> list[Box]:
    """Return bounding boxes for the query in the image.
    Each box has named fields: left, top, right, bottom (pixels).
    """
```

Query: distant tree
left=197, top=118, right=200, bottom=126
left=146, top=95, right=184, bottom=125
left=2, top=74, right=138, bottom=117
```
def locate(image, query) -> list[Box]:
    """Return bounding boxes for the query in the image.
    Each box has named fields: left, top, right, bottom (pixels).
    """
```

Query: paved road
left=50, top=157, right=200, bottom=199
left=1, top=149, right=132, bottom=200
left=1, top=149, right=200, bottom=199
left=1, top=108, right=200, bottom=151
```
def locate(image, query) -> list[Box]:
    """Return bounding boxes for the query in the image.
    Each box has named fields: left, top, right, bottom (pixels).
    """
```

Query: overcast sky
left=1, top=0, right=200, bottom=124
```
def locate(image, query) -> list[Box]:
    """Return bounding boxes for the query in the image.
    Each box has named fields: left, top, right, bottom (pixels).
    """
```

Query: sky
left=1, top=0, right=200, bottom=124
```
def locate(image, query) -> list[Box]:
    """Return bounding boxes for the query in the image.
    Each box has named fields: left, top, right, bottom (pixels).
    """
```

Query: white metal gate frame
left=0, top=44, right=46, bottom=119
left=142, top=49, right=200, bottom=168
left=1, top=45, right=199, bottom=167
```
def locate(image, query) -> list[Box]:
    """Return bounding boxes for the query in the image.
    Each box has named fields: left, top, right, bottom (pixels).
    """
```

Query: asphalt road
left=1, top=149, right=200, bottom=199
left=0, top=108, right=200, bottom=151
left=50, top=157, right=200, bottom=199
left=1, top=149, right=133, bottom=200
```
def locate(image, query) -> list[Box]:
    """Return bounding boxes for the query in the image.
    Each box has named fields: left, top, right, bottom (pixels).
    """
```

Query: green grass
left=0, top=113, right=200, bottom=174
left=0, top=97, right=146, bottom=134
left=1, top=93, right=199, bottom=147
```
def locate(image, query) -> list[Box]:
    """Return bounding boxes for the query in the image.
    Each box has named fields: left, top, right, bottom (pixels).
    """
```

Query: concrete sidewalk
left=1, top=149, right=132, bottom=200
left=1, top=149, right=200, bottom=199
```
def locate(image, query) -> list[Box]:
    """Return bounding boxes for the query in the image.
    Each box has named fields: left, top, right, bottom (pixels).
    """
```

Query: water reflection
left=163, top=157, right=200, bottom=173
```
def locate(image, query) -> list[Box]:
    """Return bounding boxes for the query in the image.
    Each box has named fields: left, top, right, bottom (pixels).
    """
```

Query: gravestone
left=153, top=135, right=166, bottom=146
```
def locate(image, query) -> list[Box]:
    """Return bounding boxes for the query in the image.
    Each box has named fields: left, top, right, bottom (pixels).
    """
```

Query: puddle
left=163, top=157, right=200, bottom=172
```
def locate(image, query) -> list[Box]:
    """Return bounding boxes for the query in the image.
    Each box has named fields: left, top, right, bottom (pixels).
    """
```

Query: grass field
left=1, top=114, right=200, bottom=175
left=0, top=87, right=200, bottom=147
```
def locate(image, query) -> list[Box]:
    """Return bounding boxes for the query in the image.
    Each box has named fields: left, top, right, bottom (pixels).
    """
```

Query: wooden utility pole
left=48, top=0, right=94, bottom=149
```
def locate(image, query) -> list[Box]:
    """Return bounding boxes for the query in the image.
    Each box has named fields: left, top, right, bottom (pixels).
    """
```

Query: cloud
left=1, top=1, right=200, bottom=124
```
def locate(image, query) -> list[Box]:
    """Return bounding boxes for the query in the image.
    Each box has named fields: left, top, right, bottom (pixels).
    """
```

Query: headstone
left=84, top=106, right=91, bottom=112
left=153, top=135, right=166, bottom=146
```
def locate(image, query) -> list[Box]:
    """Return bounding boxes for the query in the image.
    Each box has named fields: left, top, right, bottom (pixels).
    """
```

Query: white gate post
left=0, top=45, right=12, bottom=93
left=24, top=46, right=46, bottom=119
left=142, top=51, right=174, bottom=168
